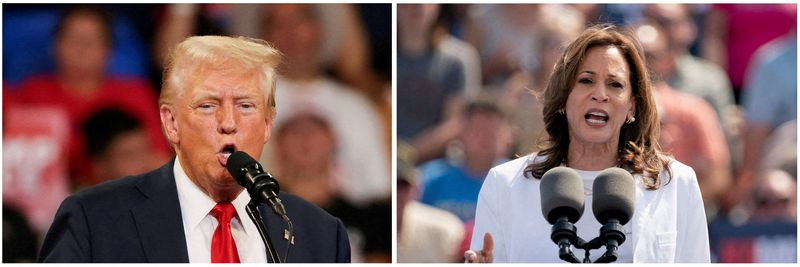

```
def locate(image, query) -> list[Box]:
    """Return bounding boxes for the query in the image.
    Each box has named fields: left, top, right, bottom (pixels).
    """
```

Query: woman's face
left=564, top=46, right=636, bottom=147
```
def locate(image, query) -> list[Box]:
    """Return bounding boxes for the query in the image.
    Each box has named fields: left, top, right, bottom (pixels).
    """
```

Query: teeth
left=588, top=112, right=608, bottom=117
left=587, top=118, right=606, bottom=124
left=222, top=152, right=231, bottom=158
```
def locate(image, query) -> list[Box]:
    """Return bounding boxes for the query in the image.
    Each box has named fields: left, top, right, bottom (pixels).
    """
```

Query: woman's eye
left=578, top=78, right=592, bottom=84
left=610, top=82, right=623, bottom=88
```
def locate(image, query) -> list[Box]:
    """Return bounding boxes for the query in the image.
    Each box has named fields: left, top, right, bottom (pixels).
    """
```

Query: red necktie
left=210, top=202, right=240, bottom=263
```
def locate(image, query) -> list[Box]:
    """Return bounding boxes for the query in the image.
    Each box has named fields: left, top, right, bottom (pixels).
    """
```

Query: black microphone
left=591, top=167, right=635, bottom=263
left=540, top=166, right=585, bottom=263
left=226, top=151, right=292, bottom=263
left=226, top=151, right=287, bottom=217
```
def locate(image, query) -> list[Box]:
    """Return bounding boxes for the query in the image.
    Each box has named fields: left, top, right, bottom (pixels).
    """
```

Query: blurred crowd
left=397, top=3, right=796, bottom=263
left=2, top=4, right=391, bottom=263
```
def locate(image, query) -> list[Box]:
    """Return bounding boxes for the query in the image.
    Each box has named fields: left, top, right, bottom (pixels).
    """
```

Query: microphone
left=225, top=151, right=292, bottom=263
left=226, top=151, right=287, bottom=217
left=540, top=167, right=585, bottom=263
left=591, top=167, right=635, bottom=263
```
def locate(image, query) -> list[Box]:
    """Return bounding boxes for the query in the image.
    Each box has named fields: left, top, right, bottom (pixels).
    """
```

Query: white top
left=263, top=77, right=389, bottom=206
left=470, top=154, right=710, bottom=263
left=173, top=157, right=268, bottom=263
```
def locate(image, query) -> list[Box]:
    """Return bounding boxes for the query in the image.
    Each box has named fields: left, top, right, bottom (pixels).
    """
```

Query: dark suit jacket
left=39, top=160, right=351, bottom=263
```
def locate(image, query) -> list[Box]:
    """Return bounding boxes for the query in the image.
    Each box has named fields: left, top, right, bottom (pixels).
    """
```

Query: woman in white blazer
left=465, top=24, right=710, bottom=263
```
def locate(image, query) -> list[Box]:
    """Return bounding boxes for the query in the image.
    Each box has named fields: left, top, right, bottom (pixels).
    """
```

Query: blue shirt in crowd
left=418, top=159, right=503, bottom=222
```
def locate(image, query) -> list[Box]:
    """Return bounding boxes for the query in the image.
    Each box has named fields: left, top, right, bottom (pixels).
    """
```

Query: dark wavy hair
left=526, top=24, right=672, bottom=190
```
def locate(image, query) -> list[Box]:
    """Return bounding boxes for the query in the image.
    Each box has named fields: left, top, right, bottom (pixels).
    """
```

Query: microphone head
left=226, top=151, right=260, bottom=188
left=540, top=167, right=585, bottom=224
left=592, top=167, right=636, bottom=225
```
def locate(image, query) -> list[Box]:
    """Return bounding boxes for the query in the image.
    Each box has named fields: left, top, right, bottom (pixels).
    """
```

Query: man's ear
left=160, top=105, right=180, bottom=145
left=263, top=117, right=273, bottom=145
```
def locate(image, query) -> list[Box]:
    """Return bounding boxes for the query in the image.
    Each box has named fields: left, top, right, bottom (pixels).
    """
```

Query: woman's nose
left=590, top=86, right=609, bottom=102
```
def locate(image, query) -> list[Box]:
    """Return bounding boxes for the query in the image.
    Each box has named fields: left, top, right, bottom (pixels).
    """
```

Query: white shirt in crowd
left=470, top=153, right=710, bottom=263
left=174, top=157, right=267, bottom=263
left=398, top=201, right=465, bottom=263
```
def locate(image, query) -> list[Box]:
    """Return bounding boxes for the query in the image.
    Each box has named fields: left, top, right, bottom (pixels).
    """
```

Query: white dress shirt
left=173, top=157, right=267, bottom=263
left=470, top=153, right=710, bottom=263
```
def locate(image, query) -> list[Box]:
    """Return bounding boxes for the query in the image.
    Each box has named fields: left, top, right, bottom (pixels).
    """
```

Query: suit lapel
left=258, top=204, right=290, bottom=263
left=131, top=159, right=190, bottom=263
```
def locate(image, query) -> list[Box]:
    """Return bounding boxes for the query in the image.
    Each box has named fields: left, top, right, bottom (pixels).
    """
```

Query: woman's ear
left=160, top=105, right=180, bottom=145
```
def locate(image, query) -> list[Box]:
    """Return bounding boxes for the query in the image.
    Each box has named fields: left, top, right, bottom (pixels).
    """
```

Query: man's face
left=263, top=4, right=321, bottom=67
left=163, top=68, right=272, bottom=198
left=55, top=11, right=109, bottom=78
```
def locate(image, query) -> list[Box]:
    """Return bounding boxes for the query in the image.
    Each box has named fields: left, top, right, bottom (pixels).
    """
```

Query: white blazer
left=470, top=154, right=710, bottom=263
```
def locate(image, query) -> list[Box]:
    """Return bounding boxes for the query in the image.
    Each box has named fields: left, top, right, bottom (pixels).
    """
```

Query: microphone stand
left=551, top=217, right=581, bottom=263
left=551, top=219, right=625, bottom=263
left=245, top=201, right=281, bottom=263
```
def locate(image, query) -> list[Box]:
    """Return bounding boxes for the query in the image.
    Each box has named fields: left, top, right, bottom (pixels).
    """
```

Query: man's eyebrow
left=233, top=93, right=260, bottom=100
left=190, top=91, right=220, bottom=103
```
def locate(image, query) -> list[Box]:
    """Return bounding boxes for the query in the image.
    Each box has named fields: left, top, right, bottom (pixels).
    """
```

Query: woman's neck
left=567, top=138, right=619, bottom=171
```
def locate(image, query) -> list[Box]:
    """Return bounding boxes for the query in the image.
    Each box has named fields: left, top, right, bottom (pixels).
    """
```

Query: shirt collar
left=174, top=156, right=253, bottom=234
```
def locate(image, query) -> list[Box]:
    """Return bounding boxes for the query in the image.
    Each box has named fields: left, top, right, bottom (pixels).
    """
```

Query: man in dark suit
left=39, top=35, right=351, bottom=263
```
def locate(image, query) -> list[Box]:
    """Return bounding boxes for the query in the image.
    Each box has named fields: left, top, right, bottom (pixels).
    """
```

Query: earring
left=626, top=116, right=636, bottom=124
left=557, top=109, right=565, bottom=115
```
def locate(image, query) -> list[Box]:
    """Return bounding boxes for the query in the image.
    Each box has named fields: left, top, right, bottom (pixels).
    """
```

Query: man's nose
left=218, top=105, right=237, bottom=134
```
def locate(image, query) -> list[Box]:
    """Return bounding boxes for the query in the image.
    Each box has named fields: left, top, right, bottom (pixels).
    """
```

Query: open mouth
left=218, top=144, right=237, bottom=166
left=220, top=144, right=236, bottom=158
left=584, top=110, right=609, bottom=125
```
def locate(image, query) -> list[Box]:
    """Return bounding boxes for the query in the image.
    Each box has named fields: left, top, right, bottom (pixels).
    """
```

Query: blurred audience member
left=82, top=108, right=162, bottom=184
left=321, top=4, right=387, bottom=100
left=397, top=146, right=465, bottom=263
left=709, top=168, right=796, bottom=263
left=502, top=4, right=585, bottom=154
left=637, top=21, right=732, bottom=209
left=725, top=32, right=797, bottom=210
left=464, top=4, right=542, bottom=86
left=3, top=5, right=153, bottom=86
left=227, top=4, right=387, bottom=100
left=750, top=169, right=796, bottom=223
left=643, top=4, right=737, bottom=152
left=438, top=31, right=482, bottom=101
left=261, top=4, right=389, bottom=206
left=418, top=98, right=513, bottom=222
left=759, top=120, right=797, bottom=178
left=273, top=111, right=390, bottom=263
left=701, top=4, right=796, bottom=101
left=13, top=6, right=169, bottom=188
left=398, top=4, right=468, bottom=163
left=3, top=205, right=39, bottom=263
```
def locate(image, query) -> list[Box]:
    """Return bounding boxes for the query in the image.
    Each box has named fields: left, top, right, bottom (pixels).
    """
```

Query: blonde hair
left=160, top=35, right=281, bottom=119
